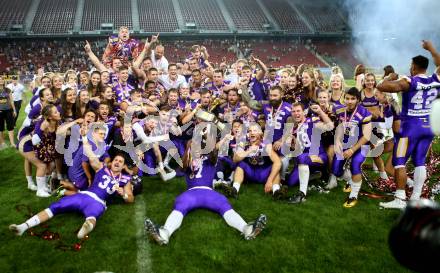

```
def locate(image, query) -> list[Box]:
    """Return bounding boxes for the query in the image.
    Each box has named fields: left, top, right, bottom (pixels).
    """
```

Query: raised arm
left=422, top=40, right=440, bottom=68
left=251, top=56, right=268, bottom=81
left=81, top=135, right=104, bottom=172
left=239, top=79, right=262, bottom=111
left=377, top=73, right=410, bottom=93
left=84, top=40, right=107, bottom=72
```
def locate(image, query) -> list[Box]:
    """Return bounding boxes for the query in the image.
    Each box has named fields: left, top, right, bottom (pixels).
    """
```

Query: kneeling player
left=9, top=127, right=134, bottom=239
left=144, top=134, right=266, bottom=245
left=286, top=103, right=334, bottom=203
left=224, top=123, right=283, bottom=199
left=327, top=88, right=372, bottom=208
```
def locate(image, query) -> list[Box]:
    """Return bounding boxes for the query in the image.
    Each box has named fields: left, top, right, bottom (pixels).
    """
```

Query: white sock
left=349, top=181, right=362, bottom=199
left=298, top=164, right=310, bottom=195
left=36, top=176, right=47, bottom=191
left=26, top=176, right=35, bottom=185
left=328, top=174, right=337, bottom=185
left=342, top=168, right=352, bottom=182
left=22, top=214, right=42, bottom=231
left=272, top=183, right=280, bottom=194
left=281, top=157, right=290, bottom=180
left=233, top=182, right=241, bottom=192
left=163, top=210, right=184, bottom=239
left=223, top=209, right=247, bottom=234
left=217, top=172, right=224, bottom=180
left=395, top=189, right=406, bottom=200
left=379, top=171, right=389, bottom=180
left=410, top=166, right=427, bottom=200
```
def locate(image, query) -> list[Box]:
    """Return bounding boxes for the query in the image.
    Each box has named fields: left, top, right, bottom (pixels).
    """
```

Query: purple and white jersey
left=262, top=101, right=292, bottom=142
left=204, top=80, right=231, bottom=98
left=185, top=156, right=216, bottom=189
left=335, top=104, right=372, bottom=144
left=87, top=167, right=131, bottom=202
left=177, top=98, right=197, bottom=111
left=401, top=74, right=440, bottom=119
left=237, top=142, right=272, bottom=167
left=217, top=102, right=240, bottom=122
left=293, top=116, right=325, bottom=155
left=68, top=138, right=109, bottom=183
left=247, top=77, right=266, bottom=101
left=113, top=82, right=135, bottom=103
left=239, top=110, right=260, bottom=128
left=263, top=76, right=280, bottom=92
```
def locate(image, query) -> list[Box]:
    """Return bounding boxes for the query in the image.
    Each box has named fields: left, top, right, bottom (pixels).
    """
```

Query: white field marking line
left=135, top=195, right=153, bottom=273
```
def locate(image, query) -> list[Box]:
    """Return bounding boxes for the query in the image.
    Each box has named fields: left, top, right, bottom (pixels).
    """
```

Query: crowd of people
left=2, top=27, right=440, bottom=246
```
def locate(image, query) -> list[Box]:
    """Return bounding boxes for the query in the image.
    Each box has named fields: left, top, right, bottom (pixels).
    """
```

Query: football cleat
left=144, top=218, right=168, bottom=245
left=379, top=198, right=407, bottom=210
left=9, top=224, right=25, bottom=236
left=273, top=185, right=289, bottom=200
left=244, top=214, right=267, bottom=240
left=221, top=184, right=239, bottom=199
left=343, top=197, right=358, bottom=208
left=287, top=191, right=306, bottom=204
left=325, top=180, right=338, bottom=190
left=159, top=167, right=176, bottom=182
left=77, top=219, right=94, bottom=239
left=343, top=182, right=352, bottom=193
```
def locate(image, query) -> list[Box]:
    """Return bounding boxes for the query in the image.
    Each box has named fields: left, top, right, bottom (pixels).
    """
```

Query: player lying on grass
left=144, top=127, right=267, bottom=245
left=9, top=124, right=134, bottom=239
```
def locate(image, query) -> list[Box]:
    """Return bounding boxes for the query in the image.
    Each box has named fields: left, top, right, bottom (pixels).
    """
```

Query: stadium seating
left=223, top=0, right=269, bottom=31
left=31, top=0, right=77, bottom=33
left=0, top=0, right=33, bottom=31
left=82, top=0, right=132, bottom=31
left=250, top=40, right=326, bottom=67
left=138, top=0, right=179, bottom=32
left=261, top=0, right=310, bottom=33
left=178, top=0, right=229, bottom=31
left=296, top=4, right=346, bottom=33
left=313, top=40, right=360, bottom=70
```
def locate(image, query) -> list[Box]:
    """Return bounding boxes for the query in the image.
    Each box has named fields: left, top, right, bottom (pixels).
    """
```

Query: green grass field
left=0, top=87, right=436, bottom=273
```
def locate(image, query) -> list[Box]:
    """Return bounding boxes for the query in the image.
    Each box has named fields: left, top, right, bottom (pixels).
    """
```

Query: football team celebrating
left=6, top=27, right=440, bottom=245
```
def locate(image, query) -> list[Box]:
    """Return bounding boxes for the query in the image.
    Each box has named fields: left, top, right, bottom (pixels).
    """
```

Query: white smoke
left=344, top=0, right=440, bottom=74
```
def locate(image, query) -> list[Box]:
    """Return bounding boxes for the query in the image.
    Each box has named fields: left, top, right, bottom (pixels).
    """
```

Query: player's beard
left=269, top=99, right=281, bottom=107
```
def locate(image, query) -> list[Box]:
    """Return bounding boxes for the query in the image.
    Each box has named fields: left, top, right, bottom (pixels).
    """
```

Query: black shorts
left=0, top=109, right=14, bottom=131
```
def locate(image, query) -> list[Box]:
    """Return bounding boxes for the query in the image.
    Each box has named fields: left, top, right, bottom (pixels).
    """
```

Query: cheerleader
left=18, top=104, right=61, bottom=197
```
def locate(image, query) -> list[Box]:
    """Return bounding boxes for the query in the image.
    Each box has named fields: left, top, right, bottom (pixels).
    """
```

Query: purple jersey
left=247, top=77, right=266, bottom=101
left=294, top=116, right=325, bottom=155
left=185, top=156, right=216, bottom=189
left=262, top=101, right=292, bottom=142
left=335, top=104, right=372, bottom=144
left=177, top=98, right=197, bottom=110
left=113, top=82, right=135, bottom=103
left=204, top=80, right=231, bottom=98
left=68, top=139, right=110, bottom=189
left=238, top=142, right=272, bottom=167
left=263, top=76, right=280, bottom=92
left=217, top=102, right=240, bottom=122
left=401, top=74, right=440, bottom=119
left=87, top=167, right=132, bottom=201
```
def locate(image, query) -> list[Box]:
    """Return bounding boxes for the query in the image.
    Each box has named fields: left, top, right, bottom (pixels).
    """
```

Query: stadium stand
left=138, top=0, right=179, bottom=32
left=223, top=0, right=269, bottom=31
left=81, top=0, right=132, bottom=31
left=296, top=4, right=346, bottom=33
left=178, top=0, right=229, bottom=31
left=261, top=0, right=310, bottom=33
left=31, top=0, right=78, bottom=33
left=0, top=0, right=33, bottom=31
